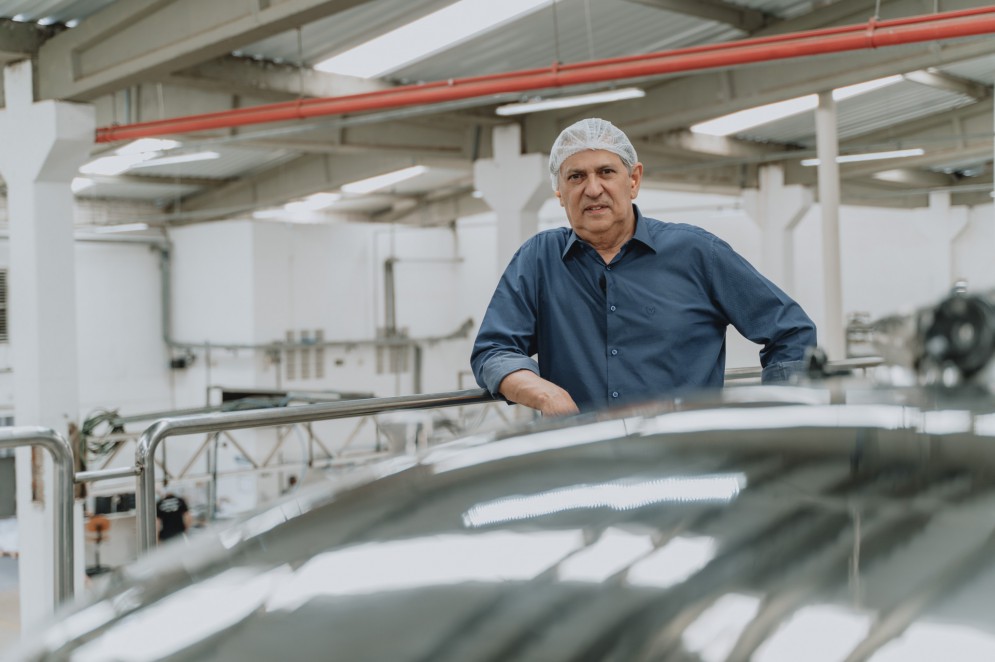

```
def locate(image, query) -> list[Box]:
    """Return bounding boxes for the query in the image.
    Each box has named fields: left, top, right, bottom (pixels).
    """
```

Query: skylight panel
left=314, top=0, right=551, bottom=79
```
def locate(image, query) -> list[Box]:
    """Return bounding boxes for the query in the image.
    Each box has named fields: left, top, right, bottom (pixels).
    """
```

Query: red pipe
left=95, top=7, right=995, bottom=143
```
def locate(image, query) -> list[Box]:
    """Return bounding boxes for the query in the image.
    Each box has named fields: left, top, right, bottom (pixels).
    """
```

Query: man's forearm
left=498, top=370, right=579, bottom=416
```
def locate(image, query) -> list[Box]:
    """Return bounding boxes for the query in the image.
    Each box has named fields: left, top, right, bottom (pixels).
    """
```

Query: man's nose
left=583, top=175, right=603, bottom=196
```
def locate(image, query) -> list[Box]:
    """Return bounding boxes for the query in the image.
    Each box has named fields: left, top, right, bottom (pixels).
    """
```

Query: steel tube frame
left=75, top=466, right=139, bottom=483
left=134, top=388, right=493, bottom=551
left=96, top=7, right=995, bottom=143
left=0, top=427, right=75, bottom=604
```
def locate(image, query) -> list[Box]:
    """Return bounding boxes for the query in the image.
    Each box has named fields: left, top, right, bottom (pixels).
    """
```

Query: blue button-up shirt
left=471, top=206, right=817, bottom=411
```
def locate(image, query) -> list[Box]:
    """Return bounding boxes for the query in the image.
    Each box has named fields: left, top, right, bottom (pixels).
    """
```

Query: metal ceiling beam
left=752, top=0, right=898, bottom=36
left=165, top=55, right=387, bottom=102
left=370, top=186, right=488, bottom=226
left=902, top=69, right=991, bottom=101
left=835, top=100, right=992, bottom=158
left=842, top=143, right=994, bottom=178
left=36, top=0, right=377, bottom=101
left=0, top=18, right=53, bottom=61
left=175, top=150, right=466, bottom=218
left=595, top=37, right=995, bottom=139
left=93, top=6, right=995, bottom=143
left=622, top=0, right=771, bottom=32
left=553, top=0, right=995, bottom=138
left=84, top=173, right=236, bottom=189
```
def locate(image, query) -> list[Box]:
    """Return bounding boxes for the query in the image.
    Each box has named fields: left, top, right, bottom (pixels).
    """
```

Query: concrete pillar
left=473, top=124, right=549, bottom=274
left=917, top=190, right=969, bottom=296
left=742, top=164, right=813, bottom=293
left=815, top=91, right=845, bottom=359
left=0, top=60, right=94, bottom=627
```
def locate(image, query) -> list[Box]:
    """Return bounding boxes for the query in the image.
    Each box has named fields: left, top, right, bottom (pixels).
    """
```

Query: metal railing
left=134, top=388, right=494, bottom=550
left=723, top=356, right=883, bottom=381
left=0, top=357, right=889, bottom=603
left=0, top=427, right=75, bottom=604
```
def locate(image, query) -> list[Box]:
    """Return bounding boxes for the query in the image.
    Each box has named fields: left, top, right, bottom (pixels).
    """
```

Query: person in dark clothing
left=156, top=492, right=191, bottom=542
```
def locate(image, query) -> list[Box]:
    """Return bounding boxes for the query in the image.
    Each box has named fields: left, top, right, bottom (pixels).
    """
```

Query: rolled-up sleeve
left=471, top=243, right=542, bottom=396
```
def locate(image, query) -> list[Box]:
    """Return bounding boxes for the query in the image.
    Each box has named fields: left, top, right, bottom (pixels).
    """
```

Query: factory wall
left=2, top=189, right=987, bottom=427
left=5, top=190, right=993, bottom=566
left=0, top=189, right=983, bottom=429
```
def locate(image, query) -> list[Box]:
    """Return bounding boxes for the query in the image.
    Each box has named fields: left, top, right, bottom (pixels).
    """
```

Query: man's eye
left=568, top=173, right=582, bottom=181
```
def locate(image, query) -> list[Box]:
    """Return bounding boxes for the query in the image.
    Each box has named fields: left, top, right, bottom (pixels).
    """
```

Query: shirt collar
left=561, top=203, right=656, bottom=259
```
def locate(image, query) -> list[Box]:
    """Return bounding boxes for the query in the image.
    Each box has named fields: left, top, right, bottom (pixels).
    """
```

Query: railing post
left=0, top=427, right=75, bottom=604
left=135, top=420, right=170, bottom=552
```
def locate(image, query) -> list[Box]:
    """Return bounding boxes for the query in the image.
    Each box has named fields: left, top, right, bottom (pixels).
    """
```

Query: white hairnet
left=548, top=118, right=638, bottom=190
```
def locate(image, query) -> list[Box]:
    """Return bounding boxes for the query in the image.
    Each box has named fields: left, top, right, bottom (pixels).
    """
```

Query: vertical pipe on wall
left=815, top=91, right=845, bottom=358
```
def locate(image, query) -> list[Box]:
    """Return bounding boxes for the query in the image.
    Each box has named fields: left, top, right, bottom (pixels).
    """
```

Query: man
left=156, top=491, right=191, bottom=542
left=471, top=118, right=817, bottom=416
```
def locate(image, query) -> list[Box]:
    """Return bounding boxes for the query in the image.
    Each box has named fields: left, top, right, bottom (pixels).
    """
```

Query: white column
left=815, top=91, right=845, bottom=359
left=917, top=190, right=968, bottom=296
left=742, top=164, right=813, bottom=293
left=473, top=124, right=550, bottom=274
left=0, top=61, right=94, bottom=627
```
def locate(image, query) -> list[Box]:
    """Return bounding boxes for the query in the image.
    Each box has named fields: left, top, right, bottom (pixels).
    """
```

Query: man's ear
left=555, top=189, right=564, bottom=207
left=630, top=162, right=643, bottom=199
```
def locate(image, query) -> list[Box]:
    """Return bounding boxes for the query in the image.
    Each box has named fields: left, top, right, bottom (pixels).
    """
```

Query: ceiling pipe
left=96, top=6, right=995, bottom=144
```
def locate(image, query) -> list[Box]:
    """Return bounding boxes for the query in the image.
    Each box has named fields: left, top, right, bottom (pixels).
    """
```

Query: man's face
left=555, top=149, right=642, bottom=240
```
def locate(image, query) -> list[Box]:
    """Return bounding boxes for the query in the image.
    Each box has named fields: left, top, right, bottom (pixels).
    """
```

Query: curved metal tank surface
left=9, top=383, right=995, bottom=661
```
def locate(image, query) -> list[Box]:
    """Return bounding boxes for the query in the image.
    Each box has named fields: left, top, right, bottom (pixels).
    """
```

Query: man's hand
left=498, top=370, right=580, bottom=417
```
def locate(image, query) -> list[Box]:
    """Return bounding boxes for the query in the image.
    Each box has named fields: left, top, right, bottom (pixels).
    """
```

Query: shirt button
left=606, top=266, right=612, bottom=271
left=610, top=305, right=616, bottom=312
left=611, top=349, right=618, bottom=356
left=612, top=391, right=619, bottom=398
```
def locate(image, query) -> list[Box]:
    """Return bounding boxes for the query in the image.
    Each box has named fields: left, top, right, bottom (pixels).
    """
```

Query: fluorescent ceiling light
left=341, top=165, right=428, bottom=194
left=496, top=88, right=646, bottom=116
left=314, top=0, right=550, bottom=79
left=833, top=75, right=903, bottom=100
left=128, top=151, right=220, bottom=169
left=284, top=193, right=342, bottom=212
left=93, top=223, right=150, bottom=234
left=691, top=75, right=904, bottom=136
left=801, top=148, right=924, bottom=166
left=80, top=138, right=186, bottom=176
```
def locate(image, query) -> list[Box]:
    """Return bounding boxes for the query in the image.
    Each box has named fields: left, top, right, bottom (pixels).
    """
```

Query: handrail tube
left=135, top=388, right=494, bottom=550
left=0, top=427, right=75, bottom=604
left=726, top=356, right=883, bottom=379
left=75, top=467, right=140, bottom=483
left=96, top=8, right=995, bottom=143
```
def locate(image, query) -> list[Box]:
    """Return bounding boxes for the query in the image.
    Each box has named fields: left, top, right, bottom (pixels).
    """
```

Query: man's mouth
left=585, top=204, right=609, bottom=212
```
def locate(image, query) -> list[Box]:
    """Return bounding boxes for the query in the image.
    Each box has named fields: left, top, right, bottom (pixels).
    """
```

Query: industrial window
left=0, top=269, right=7, bottom=343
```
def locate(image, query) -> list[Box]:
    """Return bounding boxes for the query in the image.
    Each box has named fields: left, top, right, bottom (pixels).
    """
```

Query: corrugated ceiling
left=737, top=78, right=979, bottom=147
left=0, top=0, right=989, bottom=207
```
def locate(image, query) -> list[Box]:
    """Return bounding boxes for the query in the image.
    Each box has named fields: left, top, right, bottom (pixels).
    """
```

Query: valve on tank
left=916, top=292, right=995, bottom=382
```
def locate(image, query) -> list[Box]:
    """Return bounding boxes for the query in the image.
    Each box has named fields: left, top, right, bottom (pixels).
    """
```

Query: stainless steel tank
left=8, top=379, right=995, bottom=661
